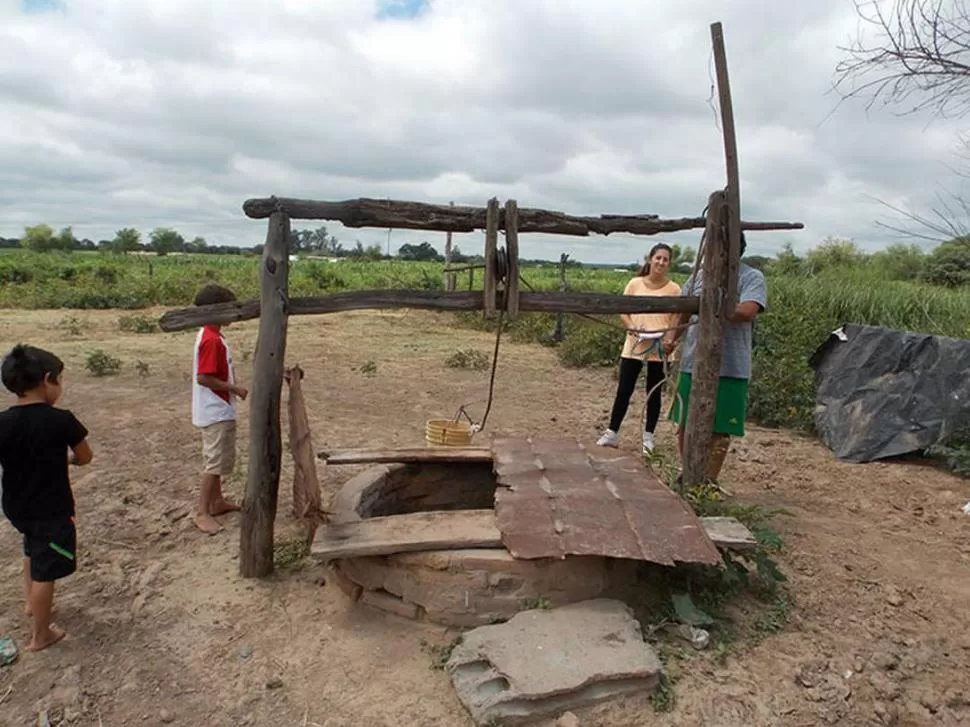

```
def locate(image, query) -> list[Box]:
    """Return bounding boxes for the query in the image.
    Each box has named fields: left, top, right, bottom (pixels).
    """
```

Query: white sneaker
left=596, top=430, right=619, bottom=447
left=642, top=432, right=655, bottom=454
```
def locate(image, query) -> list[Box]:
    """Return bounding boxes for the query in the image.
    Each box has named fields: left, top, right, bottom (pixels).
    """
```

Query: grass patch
left=119, top=313, right=159, bottom=334
left=273, top=539, right=310, bottom=571
left=444, top=347, right=490, bottom=371
left=422, top=635, right=463, bottom=671
left=85, top=349, right=122, bottom=377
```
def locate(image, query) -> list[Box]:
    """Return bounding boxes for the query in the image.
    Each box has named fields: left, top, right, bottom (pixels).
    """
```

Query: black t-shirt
left=0, top=403, right=88, bottom=523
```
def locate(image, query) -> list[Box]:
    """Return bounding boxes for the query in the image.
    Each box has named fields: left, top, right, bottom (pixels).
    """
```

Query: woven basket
left=425, top=418, right=473, bottom=447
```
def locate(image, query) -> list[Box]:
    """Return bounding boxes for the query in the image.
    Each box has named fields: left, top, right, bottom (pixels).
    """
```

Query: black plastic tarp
left=809, top=323, right=970, bottom=463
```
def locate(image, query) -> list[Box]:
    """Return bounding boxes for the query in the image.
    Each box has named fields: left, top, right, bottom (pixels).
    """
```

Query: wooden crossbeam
left=241, top=197, right=802, bottom=236
left=158, top=290, right=700, bottom=332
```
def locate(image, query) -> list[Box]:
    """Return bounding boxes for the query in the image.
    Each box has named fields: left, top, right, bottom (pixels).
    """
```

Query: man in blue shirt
left=663, top=233, right=767, bottom=483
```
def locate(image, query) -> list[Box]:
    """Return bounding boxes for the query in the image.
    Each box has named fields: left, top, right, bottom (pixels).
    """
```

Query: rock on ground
left=445, top=599, right=661, bottom=726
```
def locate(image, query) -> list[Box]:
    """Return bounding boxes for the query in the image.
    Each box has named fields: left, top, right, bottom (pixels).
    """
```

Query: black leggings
left=608, top=358, right=665, bottom=434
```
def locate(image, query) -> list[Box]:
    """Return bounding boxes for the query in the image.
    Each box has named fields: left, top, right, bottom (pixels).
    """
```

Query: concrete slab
left=446, top=599, right=662, bottom=725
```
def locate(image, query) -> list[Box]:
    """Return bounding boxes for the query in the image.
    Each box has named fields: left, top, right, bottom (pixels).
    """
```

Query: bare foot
left=209, top=498, right=240, bottom=516
left=27, top=623, right=66, bottom=652
left=194, top=513, right=223, bottom=535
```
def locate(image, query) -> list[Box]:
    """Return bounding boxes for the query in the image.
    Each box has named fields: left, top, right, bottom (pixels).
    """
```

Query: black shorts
left=14, top=518, right=77, bottom=582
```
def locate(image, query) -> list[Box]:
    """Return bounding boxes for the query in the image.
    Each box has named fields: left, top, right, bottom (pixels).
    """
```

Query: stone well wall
left=326, top=462, right=620, bottom=626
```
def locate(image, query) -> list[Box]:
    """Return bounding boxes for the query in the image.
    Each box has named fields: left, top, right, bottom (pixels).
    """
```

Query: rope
left=479, top=308, right=505, bottom=431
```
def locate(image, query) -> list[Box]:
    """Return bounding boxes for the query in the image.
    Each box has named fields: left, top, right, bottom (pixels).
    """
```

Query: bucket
left=425, top=418, right=473, bottom=447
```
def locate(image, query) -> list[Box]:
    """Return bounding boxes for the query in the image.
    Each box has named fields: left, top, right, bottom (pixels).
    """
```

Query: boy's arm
left=69, top=440, right=93, bottom=467
left=197, top=374, right=248, bottom=400
left=197, top=338, right=248, bottom=399
left=64, top=412, right=93, bottom=466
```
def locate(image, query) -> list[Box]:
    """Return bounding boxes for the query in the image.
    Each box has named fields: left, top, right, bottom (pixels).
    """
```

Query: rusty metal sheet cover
left=492, top=437, right=721, bottom=566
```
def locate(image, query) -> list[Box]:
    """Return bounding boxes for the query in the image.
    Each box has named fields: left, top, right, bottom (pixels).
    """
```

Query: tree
left=871, top=242, right=926, bottom=280
left=112, top=228, right=141, bottom=255
left=923, top=237, right=970, bottom=286
left=836, top=0, right=970, bottom=118
left=21, top=224, right=55, bottom=252
left=670, top=244, right=695, bottom=273
left=836, top=2, right=970, bottom=240
left=742, top=255, right=772, bottom=271
left=289, top=226, right=343, bottom=256
left=149, top=228, right=185, bottom=256
left=54, top=226, right=76, bottom=252
left=397, top=241, right=443, bottom=262
left=804, top=237, right=867, bottom=273
left=186, top=236, right=208, bottom=253
left=772, top=242, right=804, bottom=276
left=347, top=241, right=384, bottom=261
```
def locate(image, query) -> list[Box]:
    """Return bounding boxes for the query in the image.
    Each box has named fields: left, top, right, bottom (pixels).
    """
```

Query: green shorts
left=668, top=372, right=749, bottom=437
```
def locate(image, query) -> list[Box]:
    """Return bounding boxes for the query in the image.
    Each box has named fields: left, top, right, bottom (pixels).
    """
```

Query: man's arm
left=726, top=300, right=763, bottom=323
left=662, top=312, right=691, bottom=355
left=729, top=268, right=768, bottom=323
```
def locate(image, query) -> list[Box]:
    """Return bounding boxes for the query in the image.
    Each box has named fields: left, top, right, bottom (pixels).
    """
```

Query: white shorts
left=200, top=420, right=237, bottom=476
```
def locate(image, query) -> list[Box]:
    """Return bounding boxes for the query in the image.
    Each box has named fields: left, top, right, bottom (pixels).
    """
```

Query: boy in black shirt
left=0, top=345, right=92, bottom=652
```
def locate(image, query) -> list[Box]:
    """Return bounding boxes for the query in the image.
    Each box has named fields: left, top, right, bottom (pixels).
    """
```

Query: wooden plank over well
left=319, top=447, right=493, bottom=465
left=699, top=516, right=757, bottom=552
left=492, top=437, right=722, bottom=566
left=310, top=510, right=502, bottom=560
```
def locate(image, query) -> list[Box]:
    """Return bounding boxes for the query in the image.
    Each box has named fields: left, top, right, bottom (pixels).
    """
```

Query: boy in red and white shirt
left=191, top=284, right=248, bottom=535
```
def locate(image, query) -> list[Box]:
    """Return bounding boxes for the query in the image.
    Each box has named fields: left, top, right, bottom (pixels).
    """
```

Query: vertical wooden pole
left=504, top=199, right=520, bottom=318
left=468, top=267, right=474, bottom=291
left=444, top=200, right=456, bottom=292
left=682, top=191, right=728, bottom=487
left=711, top=21, right=742, bottom=311
left=483, top=198, right=499, bottom=319
left=553, top=253, right=568, bottom=343
left=240, top=210, right=290, bottom=578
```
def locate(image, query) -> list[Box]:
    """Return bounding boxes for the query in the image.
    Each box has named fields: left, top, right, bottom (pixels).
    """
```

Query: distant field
left=0, top=250, right=632, bottom=310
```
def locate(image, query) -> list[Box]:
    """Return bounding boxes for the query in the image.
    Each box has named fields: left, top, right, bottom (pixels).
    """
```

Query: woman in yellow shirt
left=596, top=243, right=681, bottom=454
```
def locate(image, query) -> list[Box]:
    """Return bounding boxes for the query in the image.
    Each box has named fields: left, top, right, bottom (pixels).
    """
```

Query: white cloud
left=0, top=0, right=966, bottom=263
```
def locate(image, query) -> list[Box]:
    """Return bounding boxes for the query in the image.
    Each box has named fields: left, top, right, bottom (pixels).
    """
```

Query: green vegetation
left=85, top=349, right=122, bottom=377
left=272, top=538, right=310, bottom=571
left=444, top=347, right=490, bottom=371
left=2, top=234, right=969, bottom=461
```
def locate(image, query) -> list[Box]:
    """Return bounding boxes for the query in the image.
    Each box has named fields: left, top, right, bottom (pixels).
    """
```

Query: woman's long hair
left=637, top=243, right=673, bottom=277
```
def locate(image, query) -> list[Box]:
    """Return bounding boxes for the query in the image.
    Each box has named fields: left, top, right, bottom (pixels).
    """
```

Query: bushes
left=452, top=270, right=970, bottom=439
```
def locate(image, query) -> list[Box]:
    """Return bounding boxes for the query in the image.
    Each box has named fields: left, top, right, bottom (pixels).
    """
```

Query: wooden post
left=444, top=201, right=456, bottom=292
left=483, top=198, right=499, bottom=318
left=240, top=210, right=291, bottom=578
left=468, top=267, right=474, bottom=291
left=711, top=21, right=742, bottom=311
left=682, top=191, right=728, bottom=487
left=504, top=199, right=520, bottom=318
left=553, top=253, right=568, bottom=343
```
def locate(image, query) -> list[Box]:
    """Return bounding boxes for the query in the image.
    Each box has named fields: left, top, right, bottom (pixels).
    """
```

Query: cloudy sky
left=1, top=0, right=966, bottom=263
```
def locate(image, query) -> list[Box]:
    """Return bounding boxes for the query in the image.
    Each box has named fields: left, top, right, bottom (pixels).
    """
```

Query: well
left=323, top=460, right=620, bottom=627
left=315, top=439, right=754, bottom=626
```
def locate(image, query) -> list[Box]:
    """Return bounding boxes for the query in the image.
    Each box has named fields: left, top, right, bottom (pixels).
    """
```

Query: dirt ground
left=0, top=308, right=968, bottom=727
